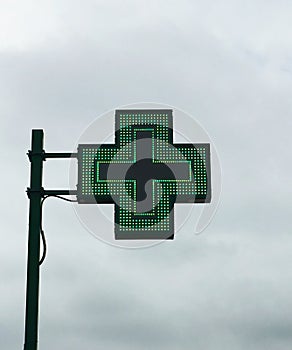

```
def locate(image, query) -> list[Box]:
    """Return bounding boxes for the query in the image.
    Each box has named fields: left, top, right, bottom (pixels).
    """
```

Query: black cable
left=39, top=196, right=48, bottom=265
left=39, top=195, right=77, bottom=265
left=39, top=227, right=47, bottom=266
left=46, top=194, right=78, bottom=203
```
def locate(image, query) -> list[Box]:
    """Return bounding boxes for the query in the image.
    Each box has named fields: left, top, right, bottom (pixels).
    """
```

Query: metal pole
left=24, top=130, right=44, bottom=350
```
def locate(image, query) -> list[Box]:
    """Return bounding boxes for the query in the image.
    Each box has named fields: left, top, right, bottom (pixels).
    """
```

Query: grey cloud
left=1, top=1, right=292, bottom=349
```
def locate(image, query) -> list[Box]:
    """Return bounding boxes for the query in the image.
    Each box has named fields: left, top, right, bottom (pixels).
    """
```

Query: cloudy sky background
left=0, top=1, right=291, bottom=349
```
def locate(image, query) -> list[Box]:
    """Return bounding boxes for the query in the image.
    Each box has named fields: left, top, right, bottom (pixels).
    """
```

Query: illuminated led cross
left=78, top=109, right=211, bottom=240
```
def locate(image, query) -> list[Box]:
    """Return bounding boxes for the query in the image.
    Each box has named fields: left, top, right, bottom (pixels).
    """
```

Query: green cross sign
left=77, top=109, right=211, bottom=239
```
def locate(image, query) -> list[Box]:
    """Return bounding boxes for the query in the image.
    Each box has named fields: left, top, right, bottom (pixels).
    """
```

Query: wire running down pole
left=24, top=130, right=44, bottom=350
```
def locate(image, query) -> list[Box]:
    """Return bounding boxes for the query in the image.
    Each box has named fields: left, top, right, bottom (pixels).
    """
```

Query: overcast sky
left=0, top=1, right=291, bottom=349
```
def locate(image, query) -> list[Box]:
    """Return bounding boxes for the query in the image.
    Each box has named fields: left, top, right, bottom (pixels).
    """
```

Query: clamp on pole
left=26, top=187, right=45, bottom=199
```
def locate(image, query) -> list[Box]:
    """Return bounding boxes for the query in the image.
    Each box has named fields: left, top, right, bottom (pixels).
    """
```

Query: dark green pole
left=24, top=130, right=44, bottom=350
